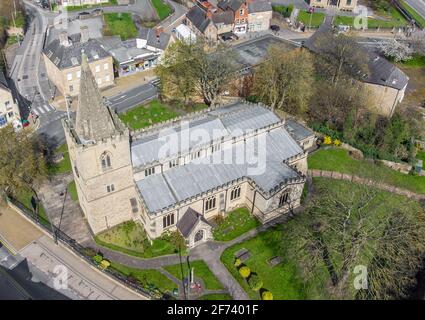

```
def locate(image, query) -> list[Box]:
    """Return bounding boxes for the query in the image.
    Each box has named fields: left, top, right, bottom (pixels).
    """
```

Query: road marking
left=32, top=109, right=39, bottom=116
left=0, top=234, right=17, bottom=255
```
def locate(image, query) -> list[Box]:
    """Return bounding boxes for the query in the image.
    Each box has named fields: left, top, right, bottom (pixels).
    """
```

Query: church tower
left=62, top=54, right=138, bottom=234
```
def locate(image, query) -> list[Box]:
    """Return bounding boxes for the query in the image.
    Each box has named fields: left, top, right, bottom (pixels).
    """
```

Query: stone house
left=309, top=0, right=357, bottom=11
left=63, top=53, right=313, bottom=247
left=43, top=28, right=114, bottom=97
left=60, top=0, right=109, bottom=6
left=0, top=72, right=21, bottom=130
left=247, top=1, right=272, bottom=32
left=185, top=5, right=219, bottom=42
left=217, top=0, right=249, bottom=34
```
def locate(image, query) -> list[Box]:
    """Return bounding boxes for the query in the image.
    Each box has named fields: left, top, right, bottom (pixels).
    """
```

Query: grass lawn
left=6, top=35, right=20, bottom=46
left=110, top=261, right=177, bottom=294
left=94, top=221, right=183, bottom=258
left=164, top=260, right=223, bottom=290
left=272, top=5, right=293, bottom=18
left=14, top=188, right=50, bottom=227
left=151, top=0, right=173, bottom=20
left=118, top=99, right=179, bottom=130
left=221, top=177, right=424, bottom=300
left=48, top=144, right=72, bottom=175
left=67, top=181, right=78, bottom=202
left=213, top=207, right=260, bottom=242
left=400, top=0, right=425, bottom=28
left=103, top=13, right=138, bottom=40
left=308, top=147, right=425, bottom=194
left=417, top=151, right=425, bottom=163
left=221, top=224, right=307, bottom=300
left=298, top=10, right=325, bottom=28
left=199, top=294, right=233, bottom=300
left=14, top=12, right=25, bottom=28
left=334, top=13, right=407, bottom=29
left=399, top=54, right=425, bottom=68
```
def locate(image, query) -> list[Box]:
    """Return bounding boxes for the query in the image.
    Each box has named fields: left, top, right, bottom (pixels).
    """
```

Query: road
left=107, top=82, right=158, bottom=113
left=405, top=0, right=425, bottom=19
left=0, top=205, right=145, bottom=300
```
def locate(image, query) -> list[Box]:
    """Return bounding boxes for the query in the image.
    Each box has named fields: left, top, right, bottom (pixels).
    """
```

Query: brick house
left=217, top=0, right=249, bottom=34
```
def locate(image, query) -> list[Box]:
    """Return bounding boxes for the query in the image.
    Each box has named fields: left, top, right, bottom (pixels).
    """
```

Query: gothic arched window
left=278, top=191, right=290, bottom=208
left=101, top=152, right=112, bottom=170
left=194, top=229, right=204, bottom=242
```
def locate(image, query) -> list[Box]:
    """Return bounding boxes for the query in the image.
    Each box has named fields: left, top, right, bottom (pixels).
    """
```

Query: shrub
left=333, top=139, right=342, bottom=147
left=93, top=254, right=103, bottom=264
left=239, top=266, right=251, bottom=278
left=248, top=274, right=263, bottom=291
left=234, top=258, right=242, bottom=268
left=323, top=136, right=332, bottom=145
left=100, top=259, right=111, bottom=269
left=262, top=291, right=273, bottom=300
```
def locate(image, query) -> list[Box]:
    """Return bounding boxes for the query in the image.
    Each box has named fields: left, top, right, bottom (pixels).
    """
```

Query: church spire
left=75, top=53, right=117, bottom=142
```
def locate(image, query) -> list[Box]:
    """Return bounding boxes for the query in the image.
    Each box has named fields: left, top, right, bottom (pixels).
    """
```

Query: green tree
left=0, top=126, right=47, bottom=215
left=253, top=47, right=314, bottom=117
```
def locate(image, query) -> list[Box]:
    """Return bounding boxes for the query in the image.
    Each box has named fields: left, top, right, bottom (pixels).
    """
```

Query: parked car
left=270, top=25, right=280, bottom=32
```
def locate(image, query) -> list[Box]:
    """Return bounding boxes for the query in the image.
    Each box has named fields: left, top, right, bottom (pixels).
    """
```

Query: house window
left=230, top=186, right=241, bottom=201
left=130, top=198, right=139, bottom=213
left=191, top=150, right=201, bottom=160
left=105, top=75, right=110, bottom=82
left=106, top=184, right=115, bottom=193
left=77, top=71, right=81, bottom=79
left=169, top=159, right=179, bottom=168
left=163, top=213, right=175, bottom=229
left=239, top=9, right=244, bottom=15
left=101, top=152, right=112, bottom=170
left=7, top=112, right=14, bottom=118
left=95, top=65, right=101, bottom=73
left=145, top=167, right=155, bottom=177
left=205, top=196, right=216, bottom=212
left=0, top=115, right=7, bottom=127
left=104, top=63, right=109, bottom=70
left=67, top=73, right=72, bottom=81
left=278, top=191, right=290, bottom=208
left=5, top=101, right=10, bottom=110
left=69, top=85, right=74, bottom=92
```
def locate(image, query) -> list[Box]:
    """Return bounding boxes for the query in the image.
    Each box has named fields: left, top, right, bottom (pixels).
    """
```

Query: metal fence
left=6, top=197, right=164, bottom=300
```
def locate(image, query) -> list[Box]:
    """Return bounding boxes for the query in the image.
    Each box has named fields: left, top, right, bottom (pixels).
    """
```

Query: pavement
left=0, top=204, right=146, bottom=300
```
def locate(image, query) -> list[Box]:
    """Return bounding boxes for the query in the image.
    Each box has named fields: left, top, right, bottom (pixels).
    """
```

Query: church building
left=63, top=54, right=314, bottom=248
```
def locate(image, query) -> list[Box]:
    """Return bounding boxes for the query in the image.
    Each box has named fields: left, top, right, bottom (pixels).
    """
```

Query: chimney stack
left=59, top=31, right=70, bottom=47
left=80, top=25, right=90, bottom=43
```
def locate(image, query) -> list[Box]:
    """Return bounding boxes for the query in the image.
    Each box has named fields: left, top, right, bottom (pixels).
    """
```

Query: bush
left=239, top=266, right=251, bottom=278
left=333, top=139, right=342, bottom=147
left=234, top=258, right=242, bottom=268
left=262, top=291, right=273, bottom=300
left=323, top=136, right=332, bottom=145
left=93, top=254, right=103, bottom=264
left=248, top=274, right=263, bottom=291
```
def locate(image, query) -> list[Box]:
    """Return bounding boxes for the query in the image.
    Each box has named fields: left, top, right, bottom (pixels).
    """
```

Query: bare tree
left=281, top=178, right=425, bottom=299
left=253, top=47, right=314, bottom=117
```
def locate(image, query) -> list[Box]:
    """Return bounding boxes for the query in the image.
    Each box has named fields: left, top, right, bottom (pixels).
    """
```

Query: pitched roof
left=138, top=27, right=171, bottom=51
left=74, top=54, right=118, bottom=142
left=248, top=1, right=272, bottom=13
left=43, top=38, right=111, bottom=70
left=134, top=102, right=305, bottom=214
left=177, top=208, right=210, bottom=238
left=303, top=20, right=409, bottom=90
left=284, top=118, right=315, bottom=143
left=217, top=0, right=244, bottom=12
left=212, top=11, right=234, bottom=25
left=186, top=5, right=213, bottom=33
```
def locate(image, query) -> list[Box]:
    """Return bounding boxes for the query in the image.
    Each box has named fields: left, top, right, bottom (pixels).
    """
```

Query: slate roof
left=97, top=37, right=157, bottom=64
left=0, top=71, right=10, bottom=92
left=248, top=1, right=272, bottom=13
left=284, top=118, right=315, bottom=143
left=217, top=0, right=243, bottom=12
left=133, top=102, right=305, bottom=214
left=212, top=11, right=234, bottom=25
left=177, top=208, right=210, bottom=238
left=43, top=38, right=111, bottom=70
left=186, top=5, right=212, bottom=33
left=303, top=20, right=409, bottom=91
left=138, top=27, right=171, bottom=51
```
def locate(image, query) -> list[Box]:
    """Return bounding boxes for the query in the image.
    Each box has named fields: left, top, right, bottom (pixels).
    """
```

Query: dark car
left=270, top=25, right=280, bottom=32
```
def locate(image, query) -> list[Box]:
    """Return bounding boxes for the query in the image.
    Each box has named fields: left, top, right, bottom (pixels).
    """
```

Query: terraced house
left=63, top=54, right=315, bottom=248
left=0, top=72, right=21, bottom=130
